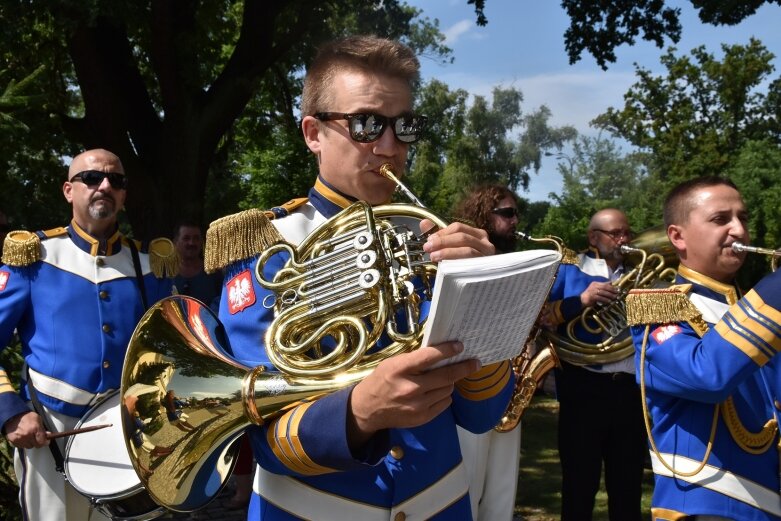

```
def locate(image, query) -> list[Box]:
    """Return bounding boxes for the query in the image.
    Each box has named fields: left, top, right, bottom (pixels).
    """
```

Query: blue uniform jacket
left=215, top=181, right=514, bottom=520
left=630, top=265, right=781, bottom=520
left=0, top=222, right=173, bottom=427
left=547, top=250, right=613, bottom=344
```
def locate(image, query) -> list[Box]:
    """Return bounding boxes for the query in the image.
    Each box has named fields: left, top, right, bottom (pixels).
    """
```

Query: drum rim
left=64, top=389, right=144, bottom=499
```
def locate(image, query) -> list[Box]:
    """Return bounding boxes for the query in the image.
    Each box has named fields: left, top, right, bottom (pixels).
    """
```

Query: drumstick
left=46, top=423, right=112, bottom=440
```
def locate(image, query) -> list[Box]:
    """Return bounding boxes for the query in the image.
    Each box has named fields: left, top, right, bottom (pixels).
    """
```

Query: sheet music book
left=424, top=249, right=561, bottom=368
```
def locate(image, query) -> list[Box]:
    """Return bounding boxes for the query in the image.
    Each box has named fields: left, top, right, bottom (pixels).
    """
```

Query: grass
left=515, top=391, right=655, bottom=521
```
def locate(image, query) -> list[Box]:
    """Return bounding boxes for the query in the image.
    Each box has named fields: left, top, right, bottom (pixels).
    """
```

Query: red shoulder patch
left=226, top=270, right=256, bottom=314
left=651, top=324, right=682, bottom=344
left=0, top=271, right=9, bottom=291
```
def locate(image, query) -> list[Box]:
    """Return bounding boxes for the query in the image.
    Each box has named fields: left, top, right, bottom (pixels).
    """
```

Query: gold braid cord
left=1, top=231, right=41, bottom=266
left=632, top=287, right=779, bottom=476
left=639, top=324, right=719, bottom=477
left=720, top=397, right=778, bottom=454
left=204, top=209, right=284, bottom=273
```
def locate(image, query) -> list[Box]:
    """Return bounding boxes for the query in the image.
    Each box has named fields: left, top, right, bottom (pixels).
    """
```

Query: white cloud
left=443, top=19, right=474, bottom=46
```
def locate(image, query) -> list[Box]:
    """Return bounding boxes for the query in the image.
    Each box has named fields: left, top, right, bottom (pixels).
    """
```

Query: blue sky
left=406, top=0, right=781, bottom=202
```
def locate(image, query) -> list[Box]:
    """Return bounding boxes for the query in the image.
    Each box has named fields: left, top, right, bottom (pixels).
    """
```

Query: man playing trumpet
left=627, top=177, right=781, bottom=520
left=205, top=35, right=514, bottom=520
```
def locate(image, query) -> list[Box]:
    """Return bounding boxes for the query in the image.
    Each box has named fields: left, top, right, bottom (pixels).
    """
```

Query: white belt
left=27, top=368, right=113, bottom=407
left=651, top=452, right=781, bottom=517
left=254, top=461, right=469, bottom=521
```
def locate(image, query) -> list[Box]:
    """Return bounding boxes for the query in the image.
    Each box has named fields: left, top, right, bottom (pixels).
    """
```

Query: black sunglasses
left=593, top=228, right=633, bottom=240
left=492, top=207, right=519, bottom=219
left=314, top=112, right=427, bottom=144
left=69, top=170, right=128, bottom=190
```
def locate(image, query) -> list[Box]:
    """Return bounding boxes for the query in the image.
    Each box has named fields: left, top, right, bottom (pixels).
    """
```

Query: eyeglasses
left=69, top=170, right=128, bottom=190
left=314, top=112, right=427, bottom=144
left=593, top=228, right=633, bottom=240
left=492, top=207, right=519, bottom=219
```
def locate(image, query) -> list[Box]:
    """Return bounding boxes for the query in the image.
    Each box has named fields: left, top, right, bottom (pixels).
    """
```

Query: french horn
left=544, top=224, right=678, bottom=365
left=120, top=166, right=451, bottom=512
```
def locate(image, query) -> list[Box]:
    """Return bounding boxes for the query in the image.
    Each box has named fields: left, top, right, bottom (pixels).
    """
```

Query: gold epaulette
left=560, top=247, right=578, bottom=265
left=148, top=238, right=179, bottom=278
left=204, top=209, right=284, bottom=273
left=263, top=198, right=309, bottom=220
left=625, top=285, right=701, bottom=326
left=2, top=230, right=42, bottom=266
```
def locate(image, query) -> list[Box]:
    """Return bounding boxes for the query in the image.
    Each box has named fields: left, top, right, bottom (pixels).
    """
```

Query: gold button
left=775, top=400, right=781, bottom=411
left=96, top=257, right=105, bottom=267
left=389, top=446, right=404, bottom=460
left=99, top=290, right=108, bottom=299
left=102, top=324, right=111, bottom=333
left=103, top=360, right=110, bottom=369
left=393, top=512, right=406, bottom=521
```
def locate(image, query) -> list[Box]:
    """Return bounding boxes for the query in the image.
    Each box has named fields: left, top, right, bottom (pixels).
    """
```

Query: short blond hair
left=301, top=35, right=420, bottom=117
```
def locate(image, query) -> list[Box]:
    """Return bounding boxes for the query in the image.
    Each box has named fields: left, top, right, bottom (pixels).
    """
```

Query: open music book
left=424, top=249, right=561, bottom=368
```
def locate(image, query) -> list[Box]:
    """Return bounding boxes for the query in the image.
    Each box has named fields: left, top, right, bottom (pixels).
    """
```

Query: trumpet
left=732, top=241, right=780, bottom=271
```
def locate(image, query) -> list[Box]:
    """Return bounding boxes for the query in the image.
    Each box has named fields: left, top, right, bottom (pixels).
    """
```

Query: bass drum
left=65, top=391, right=167, bottom=521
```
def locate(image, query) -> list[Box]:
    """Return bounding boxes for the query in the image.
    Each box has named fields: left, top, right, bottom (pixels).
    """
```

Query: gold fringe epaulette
left=204, top=209, right=284, bottom=273
left=560, top=247, right=579, bottom=265
left=148, top=238, right=179, bottom=278
left=625, top=285, right=702, bottom=326
left=1, top=231, right=41, bottom=266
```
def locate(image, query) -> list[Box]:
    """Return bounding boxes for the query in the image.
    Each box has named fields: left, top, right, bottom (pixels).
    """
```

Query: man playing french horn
left=626, top=177, right=781, bottom=520
left=204, top=36, right=515, bottom=520
left=545, top=208, right=647, bottom=521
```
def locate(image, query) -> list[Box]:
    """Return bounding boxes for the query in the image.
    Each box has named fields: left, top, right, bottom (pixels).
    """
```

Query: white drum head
left=65, top=392, right=140, bottom=498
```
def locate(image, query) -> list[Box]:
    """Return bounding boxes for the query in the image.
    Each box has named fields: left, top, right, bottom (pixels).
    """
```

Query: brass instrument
left=493, top=233, right=566, bottom=433
left=121, top=166, right=449, bottom=512
left=494, top=323, right=560, bottom=432
left=544, top=225, right=678, bottom=366
left=732, top=241, right=780, bottom=271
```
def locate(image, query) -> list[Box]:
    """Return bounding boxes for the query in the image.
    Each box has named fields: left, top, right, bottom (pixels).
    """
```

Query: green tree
left=0, top=0, right=451, bottom=237
left=410, top=80, right=576, bottom=215
left=594, top=39, right=781, bottom=191
left=537, top=135, right=652, bottom=249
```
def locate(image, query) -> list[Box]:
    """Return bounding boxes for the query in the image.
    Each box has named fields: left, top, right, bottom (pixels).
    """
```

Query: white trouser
left=13, top=405, right=109, bottom=521
left=457, top=424, right=522, bottom=521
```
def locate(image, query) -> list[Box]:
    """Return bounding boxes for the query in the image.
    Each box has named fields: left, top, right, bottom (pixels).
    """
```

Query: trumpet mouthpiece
left=620, top=245, right=642, bottom=254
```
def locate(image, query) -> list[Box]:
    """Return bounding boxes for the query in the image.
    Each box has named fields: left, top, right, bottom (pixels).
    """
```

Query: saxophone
left=493, top=232, right=567, bottom=432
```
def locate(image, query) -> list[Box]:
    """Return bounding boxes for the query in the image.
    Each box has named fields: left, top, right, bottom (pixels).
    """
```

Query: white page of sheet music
left=424, top=250, right=560, bottom=368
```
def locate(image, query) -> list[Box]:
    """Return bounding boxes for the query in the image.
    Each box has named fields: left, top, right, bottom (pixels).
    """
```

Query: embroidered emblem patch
left=651, top=324, right=682, bottom=344
left=227, top=270, right=256, bottom=314
left=0, top=271, right=9, bottom=291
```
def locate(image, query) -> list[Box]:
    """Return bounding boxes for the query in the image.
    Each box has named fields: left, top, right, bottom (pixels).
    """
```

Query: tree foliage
left=561, top=0, right=780, bottom=69
left=594, top=39, right=781, bottom=190
left=0, top=0, right=452, bottom=237
left=410, top=80, right=576, bottom=216
left=536, top=135, right=653, bottom=249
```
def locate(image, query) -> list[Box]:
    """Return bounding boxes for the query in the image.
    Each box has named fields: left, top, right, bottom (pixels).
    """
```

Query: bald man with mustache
left=0, top=149, right=175, bottom=520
